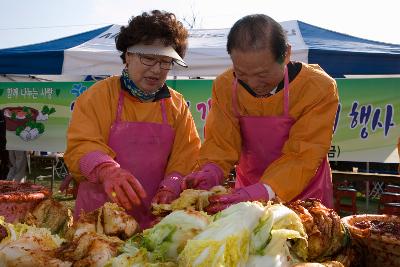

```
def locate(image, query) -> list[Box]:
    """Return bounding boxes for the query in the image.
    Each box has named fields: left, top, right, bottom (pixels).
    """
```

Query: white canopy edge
left=63, top=21, right=309, bottom=77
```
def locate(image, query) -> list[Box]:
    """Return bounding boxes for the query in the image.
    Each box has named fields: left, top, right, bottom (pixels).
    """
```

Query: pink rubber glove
left=152, top=173, right=183, bottom=204
left=205, top=182, right=269, bottom=214
left=182, top=163, right=224, bottom=190
left=95, top=162, right=147, bottom=211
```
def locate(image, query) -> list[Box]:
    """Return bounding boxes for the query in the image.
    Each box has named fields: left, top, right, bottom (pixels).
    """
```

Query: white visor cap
left=127, top=43, right=187, bottom=68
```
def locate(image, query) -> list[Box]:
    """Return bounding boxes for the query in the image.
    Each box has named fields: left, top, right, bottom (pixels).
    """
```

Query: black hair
left=227, top=14, right=288, bottom=63
left=115, top=10, right=188, bottom=63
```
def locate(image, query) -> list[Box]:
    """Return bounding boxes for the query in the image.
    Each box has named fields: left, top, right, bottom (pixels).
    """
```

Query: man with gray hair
left=183, top=14, right=339, bottom=213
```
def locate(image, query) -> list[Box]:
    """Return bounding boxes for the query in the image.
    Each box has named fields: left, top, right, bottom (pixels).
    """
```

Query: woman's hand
left=97, top=163, right=147, bottom=211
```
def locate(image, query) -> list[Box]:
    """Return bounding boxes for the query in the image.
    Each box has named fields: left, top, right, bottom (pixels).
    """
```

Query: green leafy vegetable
left=179, top=202, right=266, bottom=267
left=36, top=123, right=45, bottom=134
left=106, top=210, right=211, bottom=266
left=247, top=204, right=308, bottom=266
left=15, top=126, right=24, bottom=136
left=22, top=121, right=45, bottom=134
left=41, top=105, right=49, bottom=114
left=41, top=105, right=56, bottom=115
left=26, top=120, right=36, bottom=128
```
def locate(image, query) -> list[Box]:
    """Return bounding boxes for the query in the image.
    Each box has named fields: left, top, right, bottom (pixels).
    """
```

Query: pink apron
left=75, top=91, right=175, bottom=229
left=233, top=67, right=333, bottom=207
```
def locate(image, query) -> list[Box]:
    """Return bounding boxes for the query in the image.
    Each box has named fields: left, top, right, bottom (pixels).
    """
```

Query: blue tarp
left=0, top=26, right=112, bottom=75
left=0, top=21, right=399, bottom=77
left=298, top=21, right=400, bottom=77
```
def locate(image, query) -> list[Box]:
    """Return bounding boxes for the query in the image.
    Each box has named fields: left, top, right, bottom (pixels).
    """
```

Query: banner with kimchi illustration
left=0, top=78, right=399, bottom=163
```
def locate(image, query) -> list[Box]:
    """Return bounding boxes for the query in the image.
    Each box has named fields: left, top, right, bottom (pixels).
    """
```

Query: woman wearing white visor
left=64, top=10, right=200, bottom=229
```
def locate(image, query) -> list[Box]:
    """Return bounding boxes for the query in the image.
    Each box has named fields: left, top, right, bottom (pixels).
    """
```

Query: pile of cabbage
left=0, top=217, right=66, bottom=266
left=106, top=202, right=308, bottom=267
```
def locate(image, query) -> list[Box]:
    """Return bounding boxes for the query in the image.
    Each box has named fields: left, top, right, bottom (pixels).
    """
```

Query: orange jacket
left=64, top=76, right=201, bottom=182
left=198, top=63, right=339, bottom=201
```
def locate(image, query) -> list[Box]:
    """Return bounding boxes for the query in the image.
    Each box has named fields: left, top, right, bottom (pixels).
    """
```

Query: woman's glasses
left=137, top=54, right=174, bottom=70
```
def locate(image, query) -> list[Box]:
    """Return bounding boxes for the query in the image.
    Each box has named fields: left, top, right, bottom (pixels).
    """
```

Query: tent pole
left=366, top=162, right=370, bottom=210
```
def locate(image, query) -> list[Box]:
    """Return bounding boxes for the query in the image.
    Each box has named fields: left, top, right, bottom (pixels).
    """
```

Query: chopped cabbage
left=106, top=210, right=210, bottom=266
left=179, top=202, right=266, bottom=267
left=247, top=204, right=308, bottom=267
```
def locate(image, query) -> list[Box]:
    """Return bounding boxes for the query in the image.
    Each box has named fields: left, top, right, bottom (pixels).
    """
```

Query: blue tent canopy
left=0, top=21, right=399, bottom=78
left=0, top=26, right=112, bottom=75
left=297, top=21, right=400, bottom=77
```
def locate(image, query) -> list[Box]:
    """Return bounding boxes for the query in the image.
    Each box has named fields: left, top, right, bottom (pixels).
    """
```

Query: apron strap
left=160, top=99, right=168, bottom=124
left=283, top=66, right=290, bottom=116
left=232, top=78, right=240, bottom=118
left=115, top=91, right=168, bottom=124
left=115, top=90, right=125, bottom=122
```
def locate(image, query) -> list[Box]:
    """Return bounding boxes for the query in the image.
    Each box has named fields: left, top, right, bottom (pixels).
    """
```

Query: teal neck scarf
left=121, top=68, right=160, bottom=101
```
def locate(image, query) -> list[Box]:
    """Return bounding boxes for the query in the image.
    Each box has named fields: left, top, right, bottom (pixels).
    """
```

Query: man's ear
left=283, top=44, right=291, bottom=65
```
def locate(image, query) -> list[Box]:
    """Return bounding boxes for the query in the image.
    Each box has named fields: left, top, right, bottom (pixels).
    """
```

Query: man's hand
left=152, top=174, right=183, bottom=204
left=205, top=182, right=269, bottom=214
left=152, top=189, right=178, bottom=204
left=182, top=163, right=224, bottom=190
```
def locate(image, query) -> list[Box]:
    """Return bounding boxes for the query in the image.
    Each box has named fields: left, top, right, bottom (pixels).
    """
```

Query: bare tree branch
left=181, top=4, right=200, bottom=29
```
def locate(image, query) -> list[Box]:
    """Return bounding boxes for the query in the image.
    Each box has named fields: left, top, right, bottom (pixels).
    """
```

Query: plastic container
left=0, top=181, right=50, bottom=223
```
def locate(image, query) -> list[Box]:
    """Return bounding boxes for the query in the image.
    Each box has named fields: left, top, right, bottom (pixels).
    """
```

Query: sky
left=0, top=0, right=399, bottom=49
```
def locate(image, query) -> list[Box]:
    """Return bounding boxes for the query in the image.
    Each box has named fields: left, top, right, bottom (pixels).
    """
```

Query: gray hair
left=227, top=14, right=288, bottom=63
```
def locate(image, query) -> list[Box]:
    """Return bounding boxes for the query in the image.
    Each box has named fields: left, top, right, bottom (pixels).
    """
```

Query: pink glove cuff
left=242, top=182, right=269, bottom=201
left=79, top=151, right=119, bottom=183
left=159, top=172, right=184, bottom=196
left=203, top=162, right=224, bottom=184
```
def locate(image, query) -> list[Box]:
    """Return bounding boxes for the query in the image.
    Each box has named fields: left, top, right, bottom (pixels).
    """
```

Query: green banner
left=0, top=82, right=93, bottom=152
left=331, top=78, right=399, bottom=163
left=166, top=79, right=212, bottom=139
left=0, top=78, right=399, bottom=163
